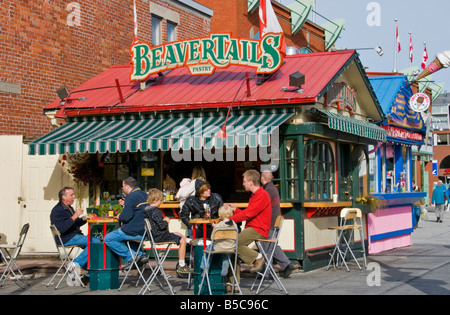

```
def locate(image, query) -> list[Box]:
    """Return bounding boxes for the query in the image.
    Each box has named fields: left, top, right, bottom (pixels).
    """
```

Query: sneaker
left=279, top=264, right=293, bottom=278
left=177, top=265, right=193, bottom=274
left=250, top=256, right=265, bottom=272
left=66, top=272, right=76, bottom=287
left=122, top=259, right=135, bottom=271
left=136, top=255, right=149, bottom=268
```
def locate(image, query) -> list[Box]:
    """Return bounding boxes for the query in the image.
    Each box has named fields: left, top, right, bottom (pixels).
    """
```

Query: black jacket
left=50, top=202, right=86, bottom=245
left=180, top=192, right=223, bottom=230
left=143, top=205, right=171, bottom=241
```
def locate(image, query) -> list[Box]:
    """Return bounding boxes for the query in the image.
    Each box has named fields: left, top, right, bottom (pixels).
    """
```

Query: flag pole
left=393, top=18, right=398, bottom=72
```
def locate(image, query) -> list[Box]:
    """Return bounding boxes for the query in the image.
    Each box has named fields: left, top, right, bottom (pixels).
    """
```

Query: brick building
left=0, top=0, right=212, bottom=252
left=196, top=0, right=327, bottom=53
left=0, top=0, right=212, bottom=138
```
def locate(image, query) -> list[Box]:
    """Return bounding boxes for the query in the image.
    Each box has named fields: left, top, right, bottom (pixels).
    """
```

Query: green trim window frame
left=277, top=137, right=300, bottom=202
left=93, top=151, right=160, bottom=204
left=303, top=138, right=335, bottom=201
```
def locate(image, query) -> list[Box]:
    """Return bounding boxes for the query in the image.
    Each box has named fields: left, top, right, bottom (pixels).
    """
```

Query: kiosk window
left=285, top=139, right=299, bottom=200
left=304, top=139, right=335, bottom=201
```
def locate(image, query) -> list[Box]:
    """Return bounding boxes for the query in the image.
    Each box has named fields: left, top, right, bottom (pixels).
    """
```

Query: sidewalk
left=1, top=209, right=450, bottom=295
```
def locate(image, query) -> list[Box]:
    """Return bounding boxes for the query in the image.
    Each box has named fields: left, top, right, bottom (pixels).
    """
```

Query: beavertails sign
left=130, top=33, right=284, bottom=81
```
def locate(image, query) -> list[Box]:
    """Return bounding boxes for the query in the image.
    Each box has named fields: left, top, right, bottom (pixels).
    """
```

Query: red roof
left=46, top=50, right=357, bottom=117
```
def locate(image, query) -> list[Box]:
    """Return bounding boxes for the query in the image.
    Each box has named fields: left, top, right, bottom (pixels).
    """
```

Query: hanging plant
left=60, top=153, right=104, bottom=185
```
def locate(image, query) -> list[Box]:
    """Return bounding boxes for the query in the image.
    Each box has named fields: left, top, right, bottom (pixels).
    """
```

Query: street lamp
left=332, top=46, right=383, bottom=56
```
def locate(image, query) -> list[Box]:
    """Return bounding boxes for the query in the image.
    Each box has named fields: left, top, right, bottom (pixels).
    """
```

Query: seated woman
left=180, top=179, right=223, bottom=239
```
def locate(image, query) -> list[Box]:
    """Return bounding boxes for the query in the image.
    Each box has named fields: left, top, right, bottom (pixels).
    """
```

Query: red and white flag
left=421, top=44, right=429, bottom=70
left=409, top=33, right=413, bottom=64
left=133, top=0, right=138, bottom=43
left=396, top=24, right=401, bottom=52
left=259, top=0, right=286, bottom=56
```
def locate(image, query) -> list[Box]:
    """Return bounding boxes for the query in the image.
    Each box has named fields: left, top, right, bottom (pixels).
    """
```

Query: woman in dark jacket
left=180, top=179, right=223, bottom=238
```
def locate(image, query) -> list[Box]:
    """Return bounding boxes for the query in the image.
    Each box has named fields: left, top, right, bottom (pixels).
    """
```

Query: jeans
left=64, top=234, right=101, bottom=270
left=103, top=228, right=144, bottom=263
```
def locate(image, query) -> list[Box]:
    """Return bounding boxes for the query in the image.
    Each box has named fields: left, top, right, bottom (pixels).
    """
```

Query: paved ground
left=1, top=207, right=450, bottom=298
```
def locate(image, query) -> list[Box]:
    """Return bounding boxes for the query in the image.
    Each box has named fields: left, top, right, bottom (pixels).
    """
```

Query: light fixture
left=332, top=46, right=383, bottom=57
left=56, top=86, right=87, bottom=105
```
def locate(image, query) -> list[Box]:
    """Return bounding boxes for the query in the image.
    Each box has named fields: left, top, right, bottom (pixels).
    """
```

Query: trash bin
left=193, top=245, right=226, bottom=295
left=88, top=242, right=120, bottom=290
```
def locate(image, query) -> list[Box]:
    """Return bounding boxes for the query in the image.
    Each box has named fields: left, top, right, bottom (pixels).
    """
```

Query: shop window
left=152, top=15, right=162, bottom=46
left=358, top=149, right=370, bottom=197
left=284, top=139, right=299, bottom=201
left=376, top=143, right=412, bottom=193
left=384, top=144, right=395, bottom=192
left=400, top=146, right=410, bottom=191
left=368, top=145, right=376, bottom=193
left=99, top=151, right=159, bottom=203
left=304, top=139, right=335, bottom=201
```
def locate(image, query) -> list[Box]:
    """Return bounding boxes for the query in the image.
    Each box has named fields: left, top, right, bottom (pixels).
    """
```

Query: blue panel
left=370, top=228, right=414, bottom=242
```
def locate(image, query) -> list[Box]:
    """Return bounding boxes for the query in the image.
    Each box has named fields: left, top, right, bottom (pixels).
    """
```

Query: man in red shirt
left=230, top=169, right=272, bottom=273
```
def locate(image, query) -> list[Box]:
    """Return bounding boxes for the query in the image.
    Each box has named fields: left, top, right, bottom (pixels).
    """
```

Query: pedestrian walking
left=431, top=181, right=449, bottom=223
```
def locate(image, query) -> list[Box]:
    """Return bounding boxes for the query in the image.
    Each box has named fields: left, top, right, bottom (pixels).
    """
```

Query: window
left=98, top=151, right=160, bottom=204
left=152, top=15, right=162, bottom=46
left=358, top=150, right=369, bottom=197
left=167, top=21, right=177, bottom=42
left=304, top=139, right=335, bottom=201
left=375, top=143, right=412, bottom=193
left=284, top=139, right=298, bottom=200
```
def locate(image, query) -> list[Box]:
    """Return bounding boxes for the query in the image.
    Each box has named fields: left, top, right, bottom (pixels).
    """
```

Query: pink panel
left=367, top=206, right=413, bottom=254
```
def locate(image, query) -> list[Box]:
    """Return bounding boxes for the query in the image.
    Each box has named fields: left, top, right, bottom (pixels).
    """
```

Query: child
left=144, top=188, right=192, bottom=274
left=200, top=204, right=238, bottom=277
left=175, top=178, right=192, bottom=209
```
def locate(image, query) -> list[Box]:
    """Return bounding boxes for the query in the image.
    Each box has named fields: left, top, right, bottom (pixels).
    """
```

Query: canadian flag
left=421, top=45, right=428, bottom=70
left=409, top=33, right=413, bottom=64
left=396, top=24, right=401, bottom=52
left=259, top=0, right=286, bottom=56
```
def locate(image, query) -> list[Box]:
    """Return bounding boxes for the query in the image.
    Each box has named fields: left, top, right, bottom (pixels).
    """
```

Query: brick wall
left=195, top=0, right=326, bottom=52
left=0, top=0, right=211, bottom=137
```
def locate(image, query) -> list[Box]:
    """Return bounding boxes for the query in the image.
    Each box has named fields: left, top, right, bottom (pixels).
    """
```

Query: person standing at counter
left=180, top=179, right=223, bottom=238
left=50, top=186, right=101, bottom=286
left=431, top=181, right=449, bottom=223
left=229, top=170, right=272, bottom=273
left=104, top=177, right=148, bottom=269
left=176, top=165, right=207, bottom=209
left=260, top=171, right=293, bottom=278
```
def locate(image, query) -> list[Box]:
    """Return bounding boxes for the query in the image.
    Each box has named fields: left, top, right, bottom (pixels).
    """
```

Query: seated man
left=50, top=186, right=100, bottom=286
left=104, top=177, right=148, bottom=270
left=230, top=169, right=272, bottom=273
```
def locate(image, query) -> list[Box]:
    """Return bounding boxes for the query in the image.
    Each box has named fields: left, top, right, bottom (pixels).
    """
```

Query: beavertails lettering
left=130, top=33, right=284, bottom=80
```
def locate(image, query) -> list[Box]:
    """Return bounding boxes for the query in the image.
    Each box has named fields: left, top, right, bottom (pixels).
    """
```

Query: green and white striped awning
left=313, top=108, right=386, bottom=141
left=29, top=109, right=294, bottom=155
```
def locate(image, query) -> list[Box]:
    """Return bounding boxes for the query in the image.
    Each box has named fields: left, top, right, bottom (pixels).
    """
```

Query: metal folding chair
left=0, top=223, right=30, bottom=289
left=326, top=208, right=367, bottom=272
left=118, top=231, right=150, bottom=290
left=47, top=225, right=85, bottom=289
left=198, top=226, right=241, bottom=295
left=251, top=216, right=288, bottom=295
left=138, top=218, right=176, bottom=295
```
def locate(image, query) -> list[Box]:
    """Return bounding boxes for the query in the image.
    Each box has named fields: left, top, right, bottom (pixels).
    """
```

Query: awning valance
left=29, top=109, right=294, bottom=155
left=312, top=108, right=387, bottom=142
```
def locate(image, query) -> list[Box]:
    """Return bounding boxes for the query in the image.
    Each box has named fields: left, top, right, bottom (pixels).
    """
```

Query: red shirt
left=230, top=187, right=272, bottom=238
